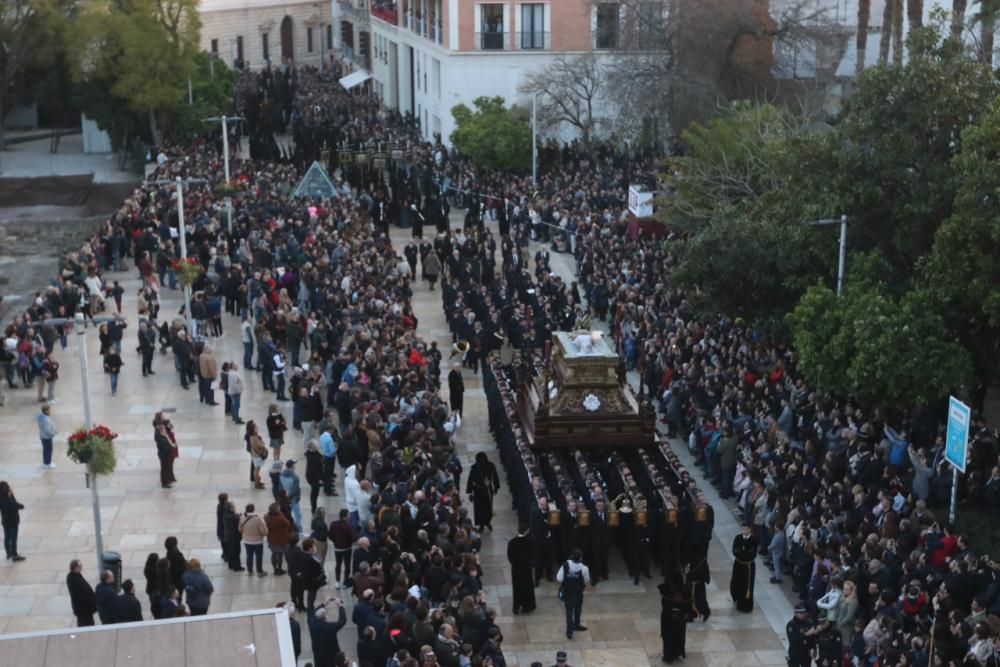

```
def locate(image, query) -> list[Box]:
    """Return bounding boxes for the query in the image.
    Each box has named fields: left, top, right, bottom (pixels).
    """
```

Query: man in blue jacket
left=95, top=570, right=117, bottom=624
left=280, top=459, right=303, bottom=532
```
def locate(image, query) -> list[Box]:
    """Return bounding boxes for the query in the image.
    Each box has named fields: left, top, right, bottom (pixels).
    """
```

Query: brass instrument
left=451, top=340, right=470, bottom=358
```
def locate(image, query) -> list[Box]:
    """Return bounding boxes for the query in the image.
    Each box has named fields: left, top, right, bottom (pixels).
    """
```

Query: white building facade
left=364, top=0, right=666, bottom=144
left=198, top=0, right=336, bottom=70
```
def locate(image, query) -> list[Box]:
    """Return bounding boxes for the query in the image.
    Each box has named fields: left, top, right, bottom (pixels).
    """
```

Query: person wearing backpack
left=556, top=548, right=591, bottom=640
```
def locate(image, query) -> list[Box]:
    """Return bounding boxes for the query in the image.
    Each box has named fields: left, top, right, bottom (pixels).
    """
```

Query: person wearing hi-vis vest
left=556, top=549, right=591, bottom=640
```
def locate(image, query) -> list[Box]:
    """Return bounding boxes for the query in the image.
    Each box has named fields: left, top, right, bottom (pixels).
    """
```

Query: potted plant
left=171, top=257, right=204, bottom=287
left=67, top=425, right=119, bottom=476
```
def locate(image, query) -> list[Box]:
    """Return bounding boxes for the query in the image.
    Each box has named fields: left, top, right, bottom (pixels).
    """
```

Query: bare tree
left=857, top=0, right=871, bottom=74
left=588, top=0, right=842, bottom=145
left=520, top=53, right=605, bottom=144
left=589, top=0, right=678, bottom=145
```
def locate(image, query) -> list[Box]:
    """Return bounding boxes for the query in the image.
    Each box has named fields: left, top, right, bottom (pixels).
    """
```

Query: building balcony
left=370, top=3, right=397, bottom=25
left=403, top=14, right=444, bottom=45
left=515, top=31, right=549, bottom=50
left=337, top=1, right=370, bottom=24
left=476, top=31, right=506, bottom=50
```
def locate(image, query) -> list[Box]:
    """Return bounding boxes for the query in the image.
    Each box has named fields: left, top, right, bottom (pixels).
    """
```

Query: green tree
left=829, top=26, right=1000, bottom=279
left=660, top=102, right=805, bottom=226
left=171, top=52, right=234, bottom=138
left=921, top=96, right=1000, bottom=405
left=0, top=0, right=72, bottom=155
left=787, top=255, right=972, bottom=409
left=70, top=0, right=201, bottom=145
left=451, top=97, right=531, bottom=172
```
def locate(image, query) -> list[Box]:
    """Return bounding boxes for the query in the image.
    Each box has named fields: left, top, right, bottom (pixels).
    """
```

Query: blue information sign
left=945, top=396, right=971, bottom=473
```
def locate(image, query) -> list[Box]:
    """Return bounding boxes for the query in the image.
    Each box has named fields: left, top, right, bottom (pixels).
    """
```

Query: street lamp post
left=531, top=93, right=538, bottom=187
left=75, top=313, right=105, bottom=576
left=174, top=178, right=195, bottom=336
left=203, top=115, right=244, bottom=235
left=808, top=214, right=850, bottom=296
left=39, top=313, right=126, bottom=575
left=149, top=177, right=207, bottom=335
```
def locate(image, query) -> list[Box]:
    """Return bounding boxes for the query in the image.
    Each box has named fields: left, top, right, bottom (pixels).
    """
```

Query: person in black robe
left=448, top=362, right=464, bottom=419
left=685, top=548, right=711, bottom=622
left=466, top=452, right=500, bottom=531
left=507, top=524, right=536, bottom=614
left=731, top=523, right=758, bottom=613
left=659, top=569, right=690, bottom=664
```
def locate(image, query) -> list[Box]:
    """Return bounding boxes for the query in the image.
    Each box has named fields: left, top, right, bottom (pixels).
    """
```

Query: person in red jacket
left=928, top=522, right=958, bottom=570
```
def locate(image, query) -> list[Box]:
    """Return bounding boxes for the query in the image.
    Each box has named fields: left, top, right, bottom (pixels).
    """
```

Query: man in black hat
left=507, top=523, right=536, bottom=614
left=786, top=604, right=815, bottom=667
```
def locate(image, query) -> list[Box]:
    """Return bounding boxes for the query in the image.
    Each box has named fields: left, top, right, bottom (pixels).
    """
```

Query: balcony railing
left=476, top=30, right=506, bottom=50
left=370, top=5, right=397, bottom=25
left=339, top=3, right=369, bottom=24
left=404, top=15, right=444, bottom=45
left=515, top=31, right=549, bottom=50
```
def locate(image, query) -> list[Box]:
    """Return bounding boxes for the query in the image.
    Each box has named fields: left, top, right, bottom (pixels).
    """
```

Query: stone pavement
left=0, top=217, right=791, bottom=667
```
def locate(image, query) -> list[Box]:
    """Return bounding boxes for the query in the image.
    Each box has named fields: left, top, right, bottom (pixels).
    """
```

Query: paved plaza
left=0, top=219, right=793, bottom=666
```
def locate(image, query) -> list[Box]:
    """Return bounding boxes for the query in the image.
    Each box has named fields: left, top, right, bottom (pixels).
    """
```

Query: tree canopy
left=451, top=97, right=531, bottom=172
left=69, top=0, right=202, bottom=145
left=667, top=23, right=1000, bottom=408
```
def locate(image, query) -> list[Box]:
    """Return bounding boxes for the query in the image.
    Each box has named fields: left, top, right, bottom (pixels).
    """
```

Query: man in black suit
left=529, top=496, right=554, bottom=585
left=66, top=559, right=97, bottom=626
left=590, top=498, right=612, bottom=582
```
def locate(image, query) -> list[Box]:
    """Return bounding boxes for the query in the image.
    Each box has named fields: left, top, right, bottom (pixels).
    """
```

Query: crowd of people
left=2, top=56, right=1000, bottom=667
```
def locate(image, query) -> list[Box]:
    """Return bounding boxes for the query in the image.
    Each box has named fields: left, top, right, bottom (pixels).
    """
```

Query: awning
left=339, top=70, right=372, bottom=90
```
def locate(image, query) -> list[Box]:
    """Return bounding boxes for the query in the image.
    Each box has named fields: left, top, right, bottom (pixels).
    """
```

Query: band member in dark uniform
left=466, top=452, right=500, bottom=532
left=731, top=522, right=758, bottom=613
left=507, top=523, right=536, bottom=615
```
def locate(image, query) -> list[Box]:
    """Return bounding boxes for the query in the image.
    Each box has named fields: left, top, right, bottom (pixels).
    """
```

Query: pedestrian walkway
left=0, top=216, right=789, bottom=667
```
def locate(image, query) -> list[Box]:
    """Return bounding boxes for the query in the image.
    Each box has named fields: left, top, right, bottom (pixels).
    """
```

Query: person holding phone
left=308, top=596, right=346, bottom=667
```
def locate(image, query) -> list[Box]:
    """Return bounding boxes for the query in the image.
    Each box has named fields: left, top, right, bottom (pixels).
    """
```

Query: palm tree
left=880, top=0, right=895, bottom=64
left=906, top=0, right=923, bottom=31
left=856, top=0, right=871, bottom=75
left=892, top=0, right=905, bottom=65
left=953, top=0, right=968, bottom=38
left=976, top=0, right=999, bottom=65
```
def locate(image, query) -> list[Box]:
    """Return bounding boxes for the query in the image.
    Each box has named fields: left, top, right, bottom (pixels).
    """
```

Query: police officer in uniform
left=786, top=604, right=815, bottom=667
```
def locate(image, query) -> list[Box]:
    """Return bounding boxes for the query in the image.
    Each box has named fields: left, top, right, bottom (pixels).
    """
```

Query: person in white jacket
left=816, top=575, right=843, bottom=623
left=344, top=465, right=362, bottom=531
